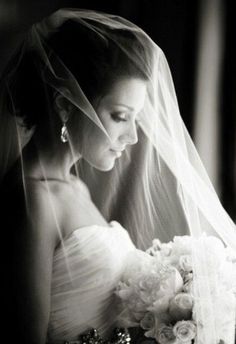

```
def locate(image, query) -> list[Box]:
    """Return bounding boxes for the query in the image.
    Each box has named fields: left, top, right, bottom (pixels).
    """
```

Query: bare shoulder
left=25, top=175, right=92, bottom=238
left=25, top=178, right=57, bottom=212
left=23, top=174, right=105, bottom=241
left=24, top=180, right=62, bottom=247
left=70, top=173, right=91, bottom=197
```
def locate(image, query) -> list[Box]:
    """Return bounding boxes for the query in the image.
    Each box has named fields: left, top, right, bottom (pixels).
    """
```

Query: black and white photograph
left=0, top=1, right=236, bottom=343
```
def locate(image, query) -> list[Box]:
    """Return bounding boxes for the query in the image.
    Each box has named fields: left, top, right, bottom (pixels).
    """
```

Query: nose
left=120, top=121, right=138, bottom=146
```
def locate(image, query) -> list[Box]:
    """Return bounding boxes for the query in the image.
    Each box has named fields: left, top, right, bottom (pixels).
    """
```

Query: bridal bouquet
left=116, top=235, right=236, bottom=344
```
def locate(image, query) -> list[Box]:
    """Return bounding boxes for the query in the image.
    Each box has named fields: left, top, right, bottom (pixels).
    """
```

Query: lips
left=110, top=147, right=125, bottom=153
left=110, top=148, right=124, bottom=157
left=110, top=149, right=123, bottom=153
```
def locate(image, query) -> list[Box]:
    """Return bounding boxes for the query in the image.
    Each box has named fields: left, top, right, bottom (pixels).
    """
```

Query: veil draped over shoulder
left=0, top=9, right=236, bottom=343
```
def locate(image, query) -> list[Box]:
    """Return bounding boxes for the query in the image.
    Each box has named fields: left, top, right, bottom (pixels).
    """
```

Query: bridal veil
left=0, top=9, right=235, bottom=343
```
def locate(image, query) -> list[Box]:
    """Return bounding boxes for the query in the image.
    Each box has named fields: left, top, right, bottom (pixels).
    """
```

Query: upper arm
left=13, top=184, right=60, bottom=344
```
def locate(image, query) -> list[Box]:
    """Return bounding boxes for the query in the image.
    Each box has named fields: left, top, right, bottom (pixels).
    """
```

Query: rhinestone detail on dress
left=64, top=328, right=131, bottom=344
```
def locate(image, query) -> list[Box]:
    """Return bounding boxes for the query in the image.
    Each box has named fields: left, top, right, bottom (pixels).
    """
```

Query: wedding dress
left=47, top=221, right=136, bottom=343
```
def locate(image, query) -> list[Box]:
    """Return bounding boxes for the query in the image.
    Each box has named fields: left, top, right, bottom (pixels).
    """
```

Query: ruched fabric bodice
left=47, top=221, right=136, bottom=343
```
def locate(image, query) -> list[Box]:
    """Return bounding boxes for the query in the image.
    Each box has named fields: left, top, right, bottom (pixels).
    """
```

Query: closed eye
left=111, top=112, right=128, bottom=122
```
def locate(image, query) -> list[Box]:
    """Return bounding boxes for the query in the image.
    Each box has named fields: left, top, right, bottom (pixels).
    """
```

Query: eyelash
left=111, top=112, right=127, bottom=122
left=110, top=112, right=141, bottom=126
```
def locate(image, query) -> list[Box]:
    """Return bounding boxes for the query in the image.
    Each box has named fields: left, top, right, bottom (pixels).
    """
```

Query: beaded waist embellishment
left=48, top=328, right=131, bottom=344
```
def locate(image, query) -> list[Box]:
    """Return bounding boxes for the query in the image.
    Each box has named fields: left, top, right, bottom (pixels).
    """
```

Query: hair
left=3, top=18, right=153, bottom=129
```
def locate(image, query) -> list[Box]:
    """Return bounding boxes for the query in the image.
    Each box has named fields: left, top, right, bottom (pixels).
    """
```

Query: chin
left=84, top=154, right=117, bottom=172
left=93, top=158, right=116, bottom=172
left=98, top=162, right=116, bottom=172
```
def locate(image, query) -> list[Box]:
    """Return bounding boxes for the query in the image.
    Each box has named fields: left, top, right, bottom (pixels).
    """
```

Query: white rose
left=151, top=295, right=171, bottom=315
left=127, top=293, right=148, bottom=314
left=161, top=267, right=184, bottom=295
left=146, top=239, right=162, bottom=257
left=147, top=268, right=183, bottom=317
left=173, top=320, right=197, bottom=342
left=141, top=312, right=156, bottom=330
left=137, top=267, right=183, bottom=309
left=173, top=236, right=192, bottom=256
left=160, top=243, right=173, bottom=257
left=146, top=246, right=161, bottom=259
left=121, top=250, right=155, bottom=281
left=155, top=325, right=177, bottom=344
left=140, top=312, right=160, bottom=338
left=137, top=272, right=163, bottom=306
left=152, top=238, right=162, bottom=249
left=169, top=293, right=193, bottom=321
left=179, top=255, right=192, bottom=272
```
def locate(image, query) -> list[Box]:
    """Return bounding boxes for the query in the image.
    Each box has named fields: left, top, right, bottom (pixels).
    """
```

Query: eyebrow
left=112, top=103, right=135, bottom=111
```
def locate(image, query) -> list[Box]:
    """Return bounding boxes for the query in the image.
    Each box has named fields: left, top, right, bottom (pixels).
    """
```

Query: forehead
left=100, top=77, right=147, bottom=110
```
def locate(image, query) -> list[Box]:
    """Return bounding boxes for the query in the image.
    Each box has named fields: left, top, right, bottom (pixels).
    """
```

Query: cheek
left=70, top=110, right=119, bottom=158
left=82, top=125, right=111, bottom=159
left=67, top=116, right=96, bottom=157
left=99, top=115, right=120, bottom=142
left=82, top=133, right=116, bottom=171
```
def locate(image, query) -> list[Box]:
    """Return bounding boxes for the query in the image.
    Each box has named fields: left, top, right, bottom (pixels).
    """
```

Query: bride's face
left=72, top=77, right=147, bottom=171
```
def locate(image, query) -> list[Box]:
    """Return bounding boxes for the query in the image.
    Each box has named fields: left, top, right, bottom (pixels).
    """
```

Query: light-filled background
left=1, top=0, right=235, bottom=220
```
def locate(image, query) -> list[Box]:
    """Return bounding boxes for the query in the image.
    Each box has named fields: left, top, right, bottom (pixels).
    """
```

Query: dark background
left=0, top=0, right=235, bottom=220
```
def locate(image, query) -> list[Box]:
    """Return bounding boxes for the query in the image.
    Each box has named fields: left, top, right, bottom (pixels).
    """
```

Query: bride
left=0, top=8, right=235, bottom=344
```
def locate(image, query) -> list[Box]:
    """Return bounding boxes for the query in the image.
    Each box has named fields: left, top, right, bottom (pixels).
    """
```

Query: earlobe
left=54, top=90, right=73, bottom=122
left=53, top=90, right=73, bottom=143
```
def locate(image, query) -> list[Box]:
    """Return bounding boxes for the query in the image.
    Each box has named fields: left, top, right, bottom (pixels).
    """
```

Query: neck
left=22, top=134, right=81, bottom=182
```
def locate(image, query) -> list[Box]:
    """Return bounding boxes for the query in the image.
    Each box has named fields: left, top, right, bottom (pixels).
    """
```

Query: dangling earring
left=61, top=121, right=69, bottom=143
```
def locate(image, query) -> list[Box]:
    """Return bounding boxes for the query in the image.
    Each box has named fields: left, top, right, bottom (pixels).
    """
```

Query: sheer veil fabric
left=0, top=8, right=236, bottom=343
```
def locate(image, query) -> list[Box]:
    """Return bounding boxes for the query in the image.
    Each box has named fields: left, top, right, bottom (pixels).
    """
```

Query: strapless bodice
left=47, top=221, right=136, bottom=343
